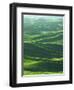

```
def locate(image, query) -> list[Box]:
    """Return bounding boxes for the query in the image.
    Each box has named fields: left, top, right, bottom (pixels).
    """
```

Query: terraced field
left=22, top=15, right=63, bottom=76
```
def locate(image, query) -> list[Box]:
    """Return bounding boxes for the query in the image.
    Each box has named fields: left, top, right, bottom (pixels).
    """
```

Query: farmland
left=22, top=15, right=63, bottom=76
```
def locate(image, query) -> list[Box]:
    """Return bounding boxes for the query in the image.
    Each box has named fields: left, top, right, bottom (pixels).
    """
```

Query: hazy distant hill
left=23, top=15, right=63, bottom=34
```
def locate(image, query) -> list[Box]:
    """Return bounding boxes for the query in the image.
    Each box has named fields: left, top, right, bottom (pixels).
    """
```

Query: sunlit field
left=22, top=15, right=63, bottom=76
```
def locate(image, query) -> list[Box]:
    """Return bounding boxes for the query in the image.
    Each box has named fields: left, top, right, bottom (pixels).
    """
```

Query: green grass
left=24, top=71, right=63, bottom=77
left=23, top=57, right=63, bottom=76
left=22, top=15, right=63, bottom=76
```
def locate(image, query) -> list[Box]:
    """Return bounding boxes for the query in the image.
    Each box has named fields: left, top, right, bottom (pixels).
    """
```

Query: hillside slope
left=23, top=15, right=63, bottom=76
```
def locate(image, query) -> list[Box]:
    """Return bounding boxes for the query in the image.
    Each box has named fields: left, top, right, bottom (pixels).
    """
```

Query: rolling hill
left=23, top=15, right=63, bottom=76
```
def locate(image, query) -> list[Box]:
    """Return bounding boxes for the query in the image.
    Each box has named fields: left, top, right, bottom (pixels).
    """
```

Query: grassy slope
left=23, top=16, right=63, bottom=76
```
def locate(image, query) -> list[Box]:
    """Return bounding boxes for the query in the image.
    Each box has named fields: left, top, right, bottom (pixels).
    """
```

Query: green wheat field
left=22, top=15, right=63, bottom=76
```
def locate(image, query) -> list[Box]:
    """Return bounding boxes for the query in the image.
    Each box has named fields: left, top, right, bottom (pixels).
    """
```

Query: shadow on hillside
left=24, top=43, right=63, bottom=59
